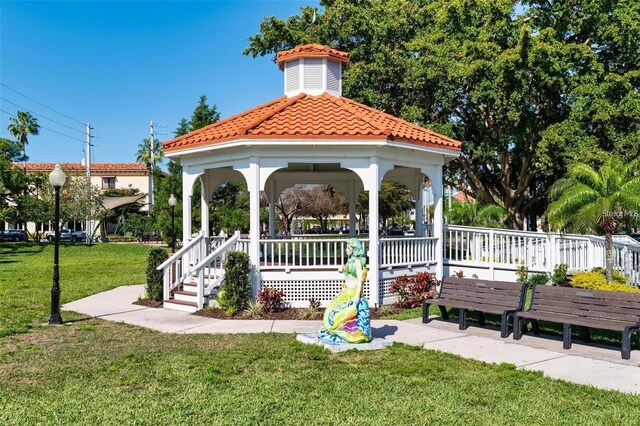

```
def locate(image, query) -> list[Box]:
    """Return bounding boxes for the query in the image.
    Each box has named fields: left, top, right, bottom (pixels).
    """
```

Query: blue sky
left=0, top=0, right=319, bottom=165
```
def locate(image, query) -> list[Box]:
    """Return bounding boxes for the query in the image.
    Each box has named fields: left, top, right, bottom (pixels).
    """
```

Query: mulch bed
left=133, top=299, right=417, bottom=320
left=134, top=299, right=163, bottom=308
left=194, top=304, right=415, bottom=320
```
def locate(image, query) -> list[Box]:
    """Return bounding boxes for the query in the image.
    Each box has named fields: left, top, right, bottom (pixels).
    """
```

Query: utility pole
left=149, top=120, right=154, bottom=209
left=85, top=123, right=92, bottom=244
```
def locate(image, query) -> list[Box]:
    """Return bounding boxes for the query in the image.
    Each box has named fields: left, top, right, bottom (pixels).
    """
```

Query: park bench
left=422, top=277, right=525, bottom=338
left=513, top=285, right=640, bottom=359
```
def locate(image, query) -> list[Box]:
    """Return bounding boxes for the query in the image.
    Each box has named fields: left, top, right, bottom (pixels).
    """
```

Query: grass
left=0, top=242, right=155, bottom=336
left=2, top=243, right=640, bottom=423
left=2, top=320, right=640, bottom=425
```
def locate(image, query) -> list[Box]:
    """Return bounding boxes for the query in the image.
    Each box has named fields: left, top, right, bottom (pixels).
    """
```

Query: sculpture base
left=297, top=334, right=392, bottom=353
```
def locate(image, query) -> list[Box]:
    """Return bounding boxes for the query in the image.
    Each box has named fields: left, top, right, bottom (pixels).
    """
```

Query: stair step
left=163, top=299, right=198, bottom=313
left=173, top=290, right=197, bottom=296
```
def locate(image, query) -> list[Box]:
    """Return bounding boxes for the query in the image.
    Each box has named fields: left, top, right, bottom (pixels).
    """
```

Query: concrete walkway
left=63, top=285, right=640, bottom=394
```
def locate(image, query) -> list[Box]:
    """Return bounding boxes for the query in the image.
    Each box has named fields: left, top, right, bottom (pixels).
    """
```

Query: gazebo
left=159, top=44, right=462, bottom=312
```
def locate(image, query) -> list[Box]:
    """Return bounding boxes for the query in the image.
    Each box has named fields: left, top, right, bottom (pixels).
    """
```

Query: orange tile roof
left=20, top=163, right=149, bottom=173
left=276, top=44, right=349, bottom=68
left=163, top=93, right=462, bottom=153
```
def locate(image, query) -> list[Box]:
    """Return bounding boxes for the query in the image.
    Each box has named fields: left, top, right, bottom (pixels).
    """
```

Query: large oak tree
left=244, top=0, right=640, bottom=230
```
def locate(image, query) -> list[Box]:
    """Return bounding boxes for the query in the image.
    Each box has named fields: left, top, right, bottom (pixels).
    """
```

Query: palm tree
left=547, top=157, right=640, bottom=282
left=135, top=138, right=163, bottom=170
left=446, top=200, right=507, bottom=228
left=7, top=111, right=40, bottom=172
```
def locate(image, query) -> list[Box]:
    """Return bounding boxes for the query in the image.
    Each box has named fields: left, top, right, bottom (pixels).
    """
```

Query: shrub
left=528, top=273, right=549, bottom=286
left=243, top=300, right=263, bottom=318
left=452, top=270, right=464, bottom=278
left=257, top=286, right=285, bottom=313
left=390, top=272, right=438, bottom=308
left=515, top=264, right=528, bottom=285
left=218, top=251, right=252, bottom=316
left=298, top=299, right=322, bottom=320
left=146, top=248, right=168, bottom=301
left=571, top=271, right=640, bottom=293
left=551, top=263, right=568, bottom=286
left=588, top=267, right=629, bottom=286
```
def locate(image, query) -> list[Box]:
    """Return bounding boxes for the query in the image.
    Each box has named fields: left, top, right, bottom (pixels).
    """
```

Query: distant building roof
left=18, top=162, right=149, bottom=175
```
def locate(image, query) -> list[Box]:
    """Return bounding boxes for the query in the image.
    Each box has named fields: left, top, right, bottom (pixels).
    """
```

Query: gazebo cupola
left=277, top=44, right=349, bottom=97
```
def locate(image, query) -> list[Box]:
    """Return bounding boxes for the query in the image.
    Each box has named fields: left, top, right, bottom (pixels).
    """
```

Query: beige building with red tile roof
left=5, top=162, right=152, bottom=235
left=158, top=44, right=462, bottom=311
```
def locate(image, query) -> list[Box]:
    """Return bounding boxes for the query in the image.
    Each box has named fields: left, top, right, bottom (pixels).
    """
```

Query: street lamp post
left=168, top=194, right=177, bottom=252
left=48, top=164, right=66, bottom=325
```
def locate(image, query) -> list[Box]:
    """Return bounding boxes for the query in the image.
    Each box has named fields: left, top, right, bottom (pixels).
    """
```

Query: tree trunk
left=604, top=232, right=614, bottom=283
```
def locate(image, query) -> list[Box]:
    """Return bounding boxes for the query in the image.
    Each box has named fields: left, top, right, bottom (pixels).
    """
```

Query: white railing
left=259, top=237, right=369, bottom=270
left=190, top=231, right=241, bottom=309
left=441, top=225, right=640, bottom=286
left=379, top=237, right=437, bottom=268
left=157, top=232, right=206, bottom=301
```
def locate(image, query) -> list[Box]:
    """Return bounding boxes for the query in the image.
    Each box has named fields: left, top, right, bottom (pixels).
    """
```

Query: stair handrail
left=191, top=231, right=241, bottom=309
left=157, top=232, right=205, bottom=301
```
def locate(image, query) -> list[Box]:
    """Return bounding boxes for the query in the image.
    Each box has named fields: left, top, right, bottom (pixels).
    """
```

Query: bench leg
left=459, top=308, right=467, bottom=330
left=513, top=315, right=523, bottom=340
left=580, top=326, right=591, bottom=343
left=622, top=327, right=632, bottom=360
left=531, top=319, right=541, bottom=335
left=500, top=313, right=509, bottom=338
left=422, top=302, right=430, bottom=324
left=438, top=305, right=449, bottom=320
left=477, top=312, right=486, bottom=327
left=563, top=324, right=572, bottom=350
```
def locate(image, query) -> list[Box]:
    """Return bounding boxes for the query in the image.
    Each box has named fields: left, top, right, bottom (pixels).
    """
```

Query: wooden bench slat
left=444, top=277, right=518, bottom=290
left=517, top=311, right=637, bottom=331
left=441, top=287, right=522, bottom=298
left=528, top=305, right=640, bottom=323
left=531, top=298, right=640, bottom=319
left=428, top=298, right=516, bottom=315
left=441, top=288, right=522, bottom=301
left=534, top=285, right=640, bottom=302
left=534, top=292, right=640, bottom=310
left=437, top=290, right=521, bottom=306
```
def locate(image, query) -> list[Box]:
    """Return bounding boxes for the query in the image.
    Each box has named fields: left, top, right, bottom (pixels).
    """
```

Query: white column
left=415, top=176, right=424, bottom=237
left=248, top=157, right=262, bottom=298
left=182, top=171, right=194, bottom=244
left=431, top=173, right=444, bottom=280
left=367, top=159, right=380, bottom=307
left=200, top=177, right=209, bottom=239
left=268, top=181, right=276, bottom=237
left=349, top=181, right=357, bottom=237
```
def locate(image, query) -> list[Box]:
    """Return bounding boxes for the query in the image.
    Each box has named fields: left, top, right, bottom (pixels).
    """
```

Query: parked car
left=46, top=229, right=87, bottom=242
left=0, top=229, right=28, bottom=242
left=386, top=225, right=404, bottom=236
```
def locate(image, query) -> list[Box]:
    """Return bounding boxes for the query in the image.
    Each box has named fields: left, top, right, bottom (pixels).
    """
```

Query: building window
left=102, top=177, right=116, bottom=189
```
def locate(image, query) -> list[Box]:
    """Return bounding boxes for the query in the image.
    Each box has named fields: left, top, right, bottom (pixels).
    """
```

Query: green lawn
left=0, top=242, right=155, bottom=336
left=1, top=242, right=640, bottom=424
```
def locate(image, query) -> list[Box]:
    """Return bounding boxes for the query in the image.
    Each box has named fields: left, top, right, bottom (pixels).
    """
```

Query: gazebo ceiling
left=163, top=92, right=462, bottom=154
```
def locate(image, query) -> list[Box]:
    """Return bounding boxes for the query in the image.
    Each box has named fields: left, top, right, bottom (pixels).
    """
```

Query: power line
left=1, top=108, right=85, bottom=143
left=0, top=96, right=86, bottom=135
left=0, top=83, right=86, bottom=125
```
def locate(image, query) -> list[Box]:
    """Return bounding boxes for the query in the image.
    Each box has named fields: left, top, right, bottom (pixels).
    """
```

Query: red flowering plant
left=389, top=272, right=438, bottom=308
left=257, top=287, right=286, bottom=313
